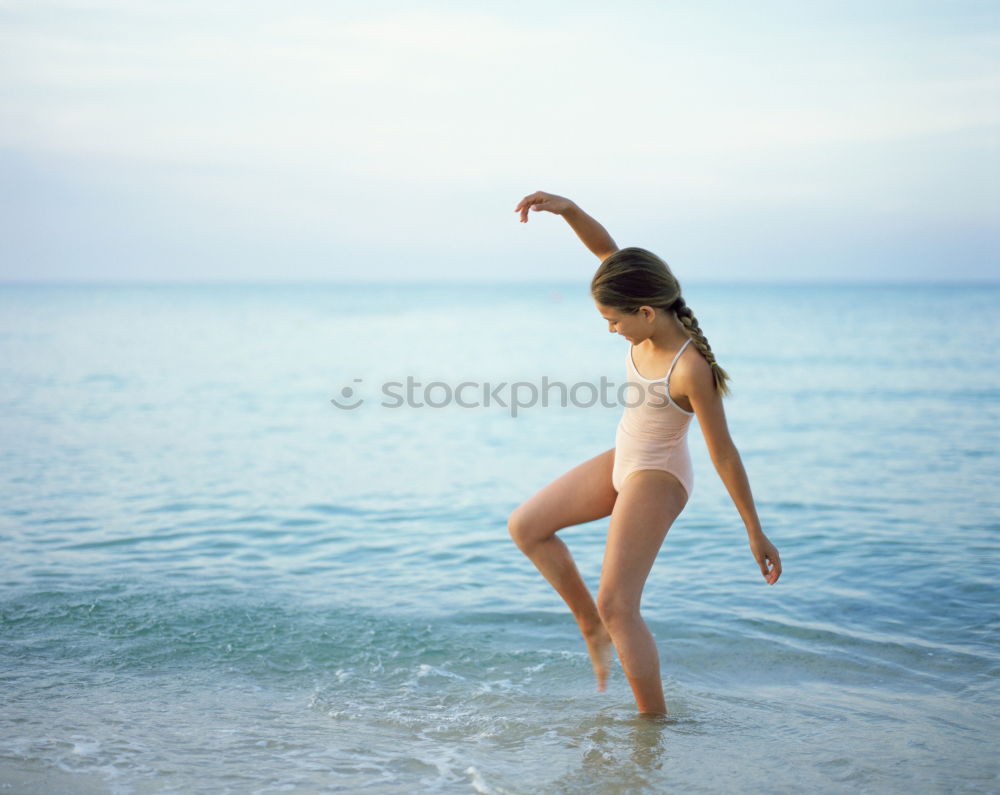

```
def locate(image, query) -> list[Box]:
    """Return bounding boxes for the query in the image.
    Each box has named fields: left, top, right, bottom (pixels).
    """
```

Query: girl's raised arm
left=515, top=191, right=618, bottom=261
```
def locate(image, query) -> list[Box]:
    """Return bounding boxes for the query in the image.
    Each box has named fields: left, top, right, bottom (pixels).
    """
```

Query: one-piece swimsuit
left=611, top=337, right=695, bottom=499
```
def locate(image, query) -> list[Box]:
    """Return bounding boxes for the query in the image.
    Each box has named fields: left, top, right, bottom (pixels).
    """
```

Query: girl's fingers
left=515, top=192, right=545, bottom=212
left=518, top=198, right=541, bottom=222
left=514, top=193, right=538, bottom=212
left=516, top=192, right=558, bottom=222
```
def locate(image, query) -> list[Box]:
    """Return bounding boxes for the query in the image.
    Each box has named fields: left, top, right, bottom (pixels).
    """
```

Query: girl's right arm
left=515, top=191, right=619, bottom=261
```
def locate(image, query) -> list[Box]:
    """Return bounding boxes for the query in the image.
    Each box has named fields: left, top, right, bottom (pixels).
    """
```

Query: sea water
left=0, top=281, right=997, bottom=793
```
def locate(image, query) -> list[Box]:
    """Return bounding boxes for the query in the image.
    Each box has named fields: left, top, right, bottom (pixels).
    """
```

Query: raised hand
left=514, top=191, right=575, bottom=223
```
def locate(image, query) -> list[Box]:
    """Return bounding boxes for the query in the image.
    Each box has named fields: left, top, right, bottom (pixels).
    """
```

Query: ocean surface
left=0, top=281, right=997, bottom=794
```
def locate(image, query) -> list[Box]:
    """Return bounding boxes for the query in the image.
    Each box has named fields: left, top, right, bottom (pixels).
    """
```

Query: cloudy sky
left=1, top=0, right=997, bottom=283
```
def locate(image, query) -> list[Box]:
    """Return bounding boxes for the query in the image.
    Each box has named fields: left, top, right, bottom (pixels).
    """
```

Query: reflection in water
left=547, top=708, right=682, bottom=792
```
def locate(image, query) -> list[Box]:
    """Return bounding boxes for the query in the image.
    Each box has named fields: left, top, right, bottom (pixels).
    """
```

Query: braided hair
left=590, top=247, right=731, bottom=397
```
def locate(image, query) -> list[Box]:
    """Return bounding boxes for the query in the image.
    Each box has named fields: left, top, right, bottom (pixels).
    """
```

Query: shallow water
left=1, top=282, right=997, bottom=793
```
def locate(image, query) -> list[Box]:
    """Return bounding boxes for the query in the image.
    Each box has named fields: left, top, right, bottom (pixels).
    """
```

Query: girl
left=508, top=190, right=782, bottom=717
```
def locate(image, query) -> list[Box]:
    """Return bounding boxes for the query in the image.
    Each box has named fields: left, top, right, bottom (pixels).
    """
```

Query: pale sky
left=1, top=0, right=997, bottom=283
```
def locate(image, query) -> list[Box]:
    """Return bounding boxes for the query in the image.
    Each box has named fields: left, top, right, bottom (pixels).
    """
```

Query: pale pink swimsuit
left=612, top=337, right=696, bottom=499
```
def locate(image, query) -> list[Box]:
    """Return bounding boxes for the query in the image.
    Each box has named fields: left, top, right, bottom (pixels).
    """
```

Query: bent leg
left=597, top=469, right=687, bottom=715
left=508, top=448, right=618, bottom=688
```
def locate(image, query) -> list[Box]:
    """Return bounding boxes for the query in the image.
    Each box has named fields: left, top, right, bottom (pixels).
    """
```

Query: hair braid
left=672, top=296, right=731, bottom=397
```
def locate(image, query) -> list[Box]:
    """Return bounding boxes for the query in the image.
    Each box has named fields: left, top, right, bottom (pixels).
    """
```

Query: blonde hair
left=590, top=247, right=731, bottom=397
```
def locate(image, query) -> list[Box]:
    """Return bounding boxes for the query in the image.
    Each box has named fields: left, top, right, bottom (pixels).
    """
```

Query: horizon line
left=1, top=277, right=999, bottom=289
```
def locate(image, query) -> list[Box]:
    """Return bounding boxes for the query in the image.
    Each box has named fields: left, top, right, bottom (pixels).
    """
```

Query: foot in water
left=582, top=624, right=614, bottom=691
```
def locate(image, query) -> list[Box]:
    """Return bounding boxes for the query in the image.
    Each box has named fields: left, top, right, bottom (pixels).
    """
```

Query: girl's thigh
left=598, top=470, right=687, bottom=608
left=509, top=448, right=617, bottom=543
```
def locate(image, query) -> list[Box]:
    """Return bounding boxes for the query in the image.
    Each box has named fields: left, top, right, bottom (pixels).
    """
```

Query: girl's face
left=594, top=301, right=653, bottom=343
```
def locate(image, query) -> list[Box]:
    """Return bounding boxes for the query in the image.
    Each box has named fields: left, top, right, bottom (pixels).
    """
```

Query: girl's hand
left=749, top=533, right=782, bottom=585
left=515, top=191, right=575, bottom=223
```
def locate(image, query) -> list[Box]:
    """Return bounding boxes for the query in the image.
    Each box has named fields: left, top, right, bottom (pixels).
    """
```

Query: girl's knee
left=507, top=508, right=535, bottom=552
left=508, top=507, right=557, bottom=554
left=596, top=590, right=640, bottom=628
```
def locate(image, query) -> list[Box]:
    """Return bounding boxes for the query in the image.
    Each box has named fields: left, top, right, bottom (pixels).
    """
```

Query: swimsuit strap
left=665, top=338, right=692, bottom=384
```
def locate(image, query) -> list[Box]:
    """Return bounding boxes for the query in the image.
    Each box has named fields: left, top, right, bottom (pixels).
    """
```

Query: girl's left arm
left=685, top=361, right=782, bottom=585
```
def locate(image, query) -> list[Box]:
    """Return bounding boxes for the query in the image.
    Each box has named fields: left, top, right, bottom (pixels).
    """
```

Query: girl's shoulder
left=670, top=341, right=716, bottom=402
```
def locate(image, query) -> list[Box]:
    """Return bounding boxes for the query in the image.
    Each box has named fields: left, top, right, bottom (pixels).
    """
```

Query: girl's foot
left=582, top=623, right=614, bottom=691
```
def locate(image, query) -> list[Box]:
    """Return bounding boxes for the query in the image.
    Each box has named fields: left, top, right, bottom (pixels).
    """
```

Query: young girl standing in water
left=508, top=190, right=782, bottom=717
